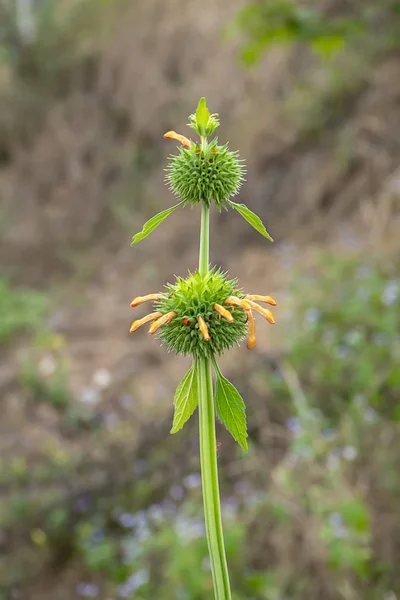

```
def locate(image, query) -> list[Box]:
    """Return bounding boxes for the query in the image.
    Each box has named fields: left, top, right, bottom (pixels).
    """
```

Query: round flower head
left=166, top=138, right=245, bottom=210
left=156, top=269, right=248, bottom=358
left=129, top=269, right=277, bottom=359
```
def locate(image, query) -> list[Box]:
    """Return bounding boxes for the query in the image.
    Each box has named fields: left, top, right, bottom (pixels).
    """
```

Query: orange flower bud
left=246, top=309, right=256, bottom=349
left=163, top=130, right=192, bottom=149
left=148, top=311, right=177, bottom=334
left=130, top=293, right=163, bottom=308
left=130, top=311, right=162, bottom=333
left=224, top=296, right=252, bottom=311
left=247, top=300, right=275, bottom=324
left=246, top=294, right=277, bottom=306
left=213, top=303, right=234, bottom=323
left=198, top=316, right=210, bottom=341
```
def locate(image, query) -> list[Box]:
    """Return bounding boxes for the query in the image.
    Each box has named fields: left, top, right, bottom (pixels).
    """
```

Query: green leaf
left=214, top=362, right=248, bottom=450
left=170, top=363, right=199, bottom=434
left=195, top=97, right=210, bottom=132
left=311, top=35, right=345, bottom=59
left=131, top=201, right=184, bottom=246
left=228, top=201, right=273, bottom=242
left=340, top=499, right=370, bottom=533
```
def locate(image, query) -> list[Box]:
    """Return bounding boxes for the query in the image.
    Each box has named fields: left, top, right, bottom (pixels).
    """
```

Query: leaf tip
left=240, top=439, right=249, bottom=451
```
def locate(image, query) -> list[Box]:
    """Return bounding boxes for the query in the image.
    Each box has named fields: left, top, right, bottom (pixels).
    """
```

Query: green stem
left=198, top=201, right=231, bottom=600
left=199, top=202, right=210, bottom=276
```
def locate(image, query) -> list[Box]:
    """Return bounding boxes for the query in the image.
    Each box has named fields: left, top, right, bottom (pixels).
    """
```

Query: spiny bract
left=156, top=269, right=248, bottom=358
left=166, top=138, right=245, bottom=209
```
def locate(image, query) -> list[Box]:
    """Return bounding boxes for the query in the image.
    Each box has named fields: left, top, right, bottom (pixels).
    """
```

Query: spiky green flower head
left=155, top=268, right=248, bottom=359
left=131, top=98, right=274, bottom=247
left=165, top=99, right=246, bottom=210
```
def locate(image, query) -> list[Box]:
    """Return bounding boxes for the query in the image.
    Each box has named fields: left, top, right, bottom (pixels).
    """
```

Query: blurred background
left=1, top=0, right=400, bottom=598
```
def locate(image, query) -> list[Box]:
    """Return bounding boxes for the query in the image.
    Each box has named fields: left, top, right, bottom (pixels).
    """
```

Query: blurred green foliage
left=230, top=0, right=400, bottom=64
left=2, top=250, right=399, bottom=599
left=0, top=0, right=118, bottom=164
left=274, top=252, right=400, bottom=423
left=0, top=0, right=114, bottom=79
left=0, top=278, right=47, bottom=344
left=19, top=351, right=70, bottom=410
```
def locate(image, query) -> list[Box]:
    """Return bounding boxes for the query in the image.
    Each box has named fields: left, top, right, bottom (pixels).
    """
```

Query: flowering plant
left=129, top=98, right=276, bottom=600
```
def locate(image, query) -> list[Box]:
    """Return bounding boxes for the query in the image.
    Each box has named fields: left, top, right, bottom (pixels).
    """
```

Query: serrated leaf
left=195, top=97, right=210, bottom=131
left=214, top=369, right=248, bottom=450
left=170, top=364, right=199, bottom=434
left=131, top=201, right=184, bottom=246
left=228, top=201, right=273, bottom=242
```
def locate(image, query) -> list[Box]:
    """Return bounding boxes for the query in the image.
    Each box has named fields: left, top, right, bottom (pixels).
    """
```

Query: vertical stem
left=198, top=201, right=232, bottom=600
left=199, top=203, right=210, bottom=276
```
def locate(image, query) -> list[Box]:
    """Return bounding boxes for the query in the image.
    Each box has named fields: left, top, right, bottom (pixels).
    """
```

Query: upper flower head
left=163, top=98, right=245, bottom=210
left=164, top=138, right=245, bottom=210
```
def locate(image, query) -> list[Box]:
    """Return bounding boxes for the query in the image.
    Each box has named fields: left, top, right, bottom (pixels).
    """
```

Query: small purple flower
left=169, top=485, right=184, bottom=501
left=118, top=570, right=149, bottom=597
left=342, top=446, right=357, bottom=461
left=336, top=346, right=350, bottom=359
left=382, top=280, right=399, bottom=306
left=148, top=503, right=165, bottom=523
left=304, top=308, right=320, bottom=326
left=74, top=496, right=91, bottom=513
left=119, top=513, right=136, bottom=528
left=286, top=416, right=301, bottom=435
left=184, top=473, right=202, bottom=489
left=328, top=512, right=343, bottom=528
left=76, top=583, right=99, bottom=598
left=91, top=528, right=104, bottom=543
left=321, top=428, right=335, bottom=441
left=364, top=408, right=378, bottom=424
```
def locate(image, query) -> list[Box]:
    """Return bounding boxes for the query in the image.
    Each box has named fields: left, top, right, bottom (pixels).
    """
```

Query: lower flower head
left=129, top=269, right=276, bottom=358
left=156, top=269, right=247, bottom=358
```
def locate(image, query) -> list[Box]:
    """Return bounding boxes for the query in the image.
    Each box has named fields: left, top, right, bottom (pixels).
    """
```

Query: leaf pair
left=131, top=200, right=272, bottom=247
left=170, top=359, right=248, bottom=451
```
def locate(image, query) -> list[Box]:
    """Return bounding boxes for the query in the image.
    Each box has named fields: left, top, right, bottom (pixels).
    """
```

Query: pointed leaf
left=228, top=201, right=273, bottom=242
left=131, top=201, right=184, bottom=247
left=195, top=97, right=210, bottom=132
left=170, top=364, right=199, bottom=434
left=215, top=370, right=248, bottom=450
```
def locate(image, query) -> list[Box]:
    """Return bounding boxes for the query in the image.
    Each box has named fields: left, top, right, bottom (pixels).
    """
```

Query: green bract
left=166, top=138, right=245, bottom=209
left=155, top=269, right=248, bottom=358
left=188, top=97, right=220, bottom=137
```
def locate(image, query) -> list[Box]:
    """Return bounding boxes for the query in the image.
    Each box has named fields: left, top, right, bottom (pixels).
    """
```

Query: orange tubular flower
left=247, top=300, right=275, bottom=324
left=148, top=312, right=177, bottom=334
left=163, top=130, right=192, bottom=149
left=213, top=303, right=234, bottom=323
left=224, top=296, right=252, bottom=311
left=246, top=309, right=256, bottom=349
left=198, top=316, right=210, bottom=341
left=130, top=293, right=163, bottom=308
left=130, top=311, right=162, bottom=333
left=246, top=294, right=277, bottom=307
